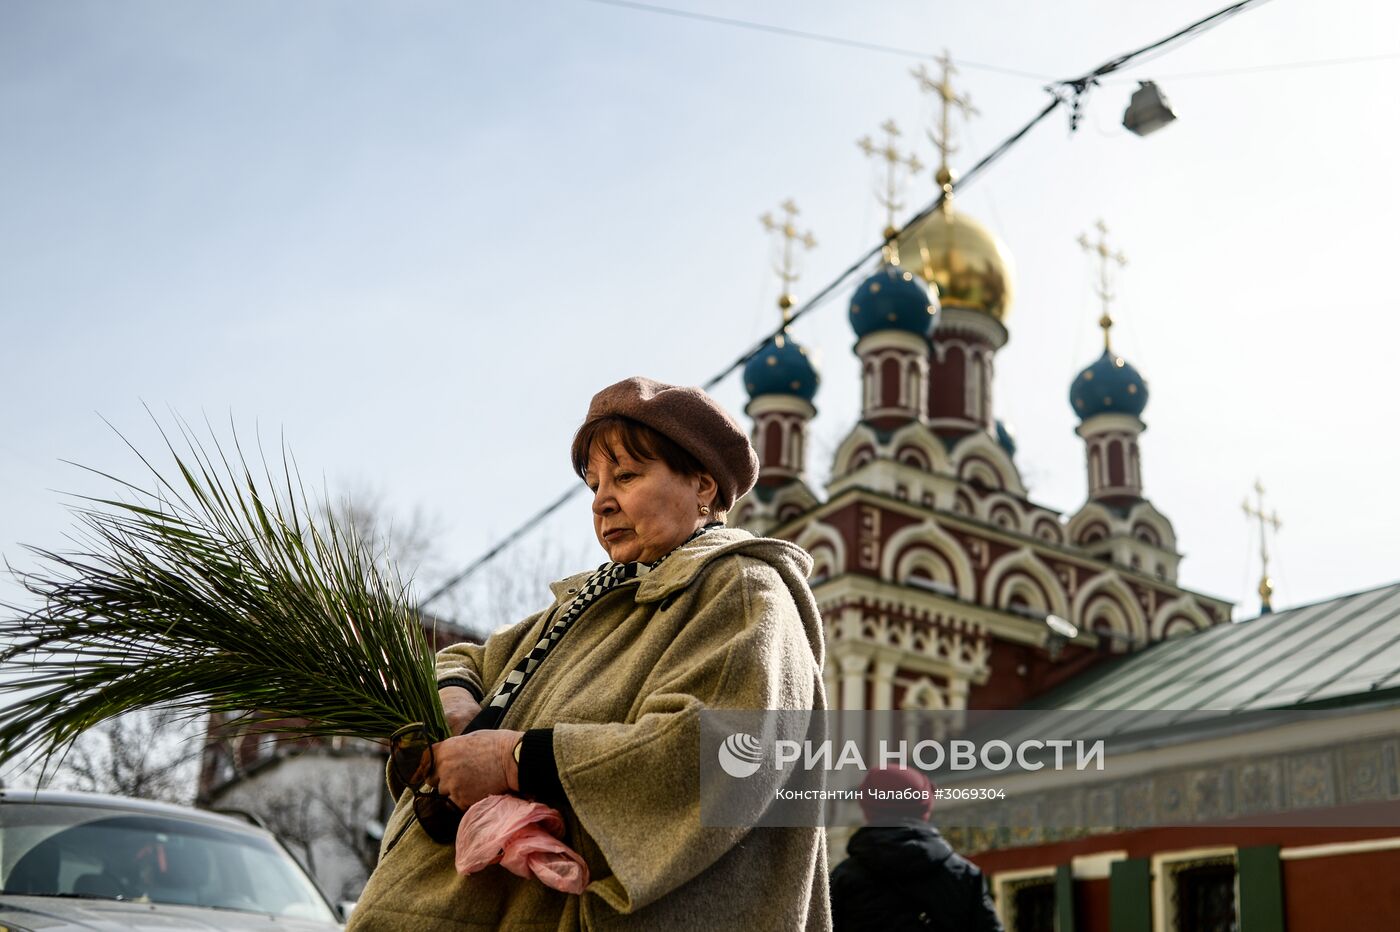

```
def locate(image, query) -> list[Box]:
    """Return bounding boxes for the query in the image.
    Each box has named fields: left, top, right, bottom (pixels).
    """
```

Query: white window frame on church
left=1151, top=846, right=1239, bottom=932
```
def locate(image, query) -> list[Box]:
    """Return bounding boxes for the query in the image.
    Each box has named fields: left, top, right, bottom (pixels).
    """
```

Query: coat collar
left=547, top=527, right=813, bottom=605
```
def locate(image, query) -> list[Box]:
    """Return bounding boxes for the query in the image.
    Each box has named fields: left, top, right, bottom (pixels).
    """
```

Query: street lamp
left=1045, top=614, right=1079, bottom=639
left=1044, top=614, right=1079, bottom=660
left=1122, top=80, right=1177, bottom=136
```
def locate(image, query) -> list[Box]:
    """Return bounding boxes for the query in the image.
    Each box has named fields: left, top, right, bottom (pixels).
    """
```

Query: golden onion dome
left=894, top=206, right=1015, bottom=322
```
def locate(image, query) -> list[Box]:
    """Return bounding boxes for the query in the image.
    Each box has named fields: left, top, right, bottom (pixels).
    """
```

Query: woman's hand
left=430, top=729, right=522, bottom=810
left=439, top=685, right=482, bottom=735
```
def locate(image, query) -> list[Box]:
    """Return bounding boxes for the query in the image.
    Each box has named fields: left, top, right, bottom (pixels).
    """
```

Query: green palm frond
left=1, top=418, right=449, bottom=768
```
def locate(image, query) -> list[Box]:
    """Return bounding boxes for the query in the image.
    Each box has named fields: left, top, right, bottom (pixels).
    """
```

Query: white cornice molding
left=745, top=394, right=816, bottom=419
left=855, top=329, right=930, bottom=357
left=935, top=307, right=1008, bottom=349
left=1281, top=838, right=1400, bottom=861
left=814, top=572, right=1061, bottom=648
left=1076, top=413, right=1146, bottom=438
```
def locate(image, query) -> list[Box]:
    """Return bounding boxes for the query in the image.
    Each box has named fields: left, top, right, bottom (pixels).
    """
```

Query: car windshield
left=0, top=801, right=337, bottom=922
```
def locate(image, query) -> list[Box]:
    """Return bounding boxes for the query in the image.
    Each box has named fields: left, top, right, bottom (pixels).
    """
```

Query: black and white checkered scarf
left=469, top=524, right=715, bottom=731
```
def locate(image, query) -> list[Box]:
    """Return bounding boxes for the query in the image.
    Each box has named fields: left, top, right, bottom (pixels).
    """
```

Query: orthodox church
left=731, top=79, right=1231, bottom=719
left=730, top=58, right=1400, bottom=932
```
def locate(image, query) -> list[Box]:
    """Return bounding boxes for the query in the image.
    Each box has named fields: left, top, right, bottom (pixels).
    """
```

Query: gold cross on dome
left=857, top=119, right=924, bottom=249
left=1078, top=219, right=1129, bottom=351
left=759, top=199, right=817, bottom=323
left=1242, top=479, right=1283, bottom=614
left=912, top=50, right=978, bottom=201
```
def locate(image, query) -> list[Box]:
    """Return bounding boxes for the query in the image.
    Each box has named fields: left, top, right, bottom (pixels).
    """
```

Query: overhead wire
left=572, top=0, right=1056, bottom=79
left=578, top=0, right=1390, bottom=84
left=418, top=0, right=1274, bottom=611
left=1114, top=49, right=1400, bottom=81
left=1073, top=0, right=1268, bottom=84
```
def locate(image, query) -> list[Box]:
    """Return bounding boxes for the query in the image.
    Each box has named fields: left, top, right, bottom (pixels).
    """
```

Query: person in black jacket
left=830, top=766, right=1004, bottom=932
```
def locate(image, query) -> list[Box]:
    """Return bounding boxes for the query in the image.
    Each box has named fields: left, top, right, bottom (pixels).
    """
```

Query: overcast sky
left=3, top=0, right=1397, bottom=628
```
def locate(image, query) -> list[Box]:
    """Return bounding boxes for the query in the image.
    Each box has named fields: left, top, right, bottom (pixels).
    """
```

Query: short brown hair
left=571, top=415, right=726, bottom=512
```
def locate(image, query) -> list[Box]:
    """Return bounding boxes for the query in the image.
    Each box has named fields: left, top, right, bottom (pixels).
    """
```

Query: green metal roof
left=1024, top=579, right=1400, bottom=734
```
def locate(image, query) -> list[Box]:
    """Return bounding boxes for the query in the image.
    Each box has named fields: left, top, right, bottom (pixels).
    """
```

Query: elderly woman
left=347, top=376, right=830, bottom=931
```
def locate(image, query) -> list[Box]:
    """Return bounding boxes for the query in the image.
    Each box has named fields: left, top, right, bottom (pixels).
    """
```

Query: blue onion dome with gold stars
left=995, top=419, right=1017, bottom=458
left=1070, top=350, right=1149, bottom=421
left=849, top=263, right=939, bottom=340
left=744, top=331, right=819, bottom=402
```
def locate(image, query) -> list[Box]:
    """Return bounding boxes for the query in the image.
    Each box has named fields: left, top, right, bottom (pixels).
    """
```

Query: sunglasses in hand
left=389, top=722, right=465, bottom=845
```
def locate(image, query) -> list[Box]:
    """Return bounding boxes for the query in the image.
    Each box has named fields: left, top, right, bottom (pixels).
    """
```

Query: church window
left=881, top=358, right=902, bottom=409
left=1000, top=874, right=1056, bottom=932
left=968, top=353, right=985, bottom=420
left=1169, top=857, right=1237, bottom=932
left=786, top=422, right=802, bottom=470
left=763, top=422, right=783, bottom=467
left=942, top=345, right=966, bottom=416
left=1108, top=440, right=1126, bottom=486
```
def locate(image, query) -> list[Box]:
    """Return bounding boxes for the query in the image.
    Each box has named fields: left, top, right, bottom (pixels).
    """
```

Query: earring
left=699, top=504, right=710, bottom=516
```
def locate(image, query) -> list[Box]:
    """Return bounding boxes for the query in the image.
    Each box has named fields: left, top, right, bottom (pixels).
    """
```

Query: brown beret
left=581, top=376, right=759, bottom=509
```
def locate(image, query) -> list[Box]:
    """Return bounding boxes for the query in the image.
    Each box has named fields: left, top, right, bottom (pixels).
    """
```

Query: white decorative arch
left=1002, top=577, right=1051, bottom=615
left=901, top=677, right=946, bottom=710
left=951, top=431, right=1027, bottom=497
left=1127, top=501, right=1178, bottom=552
left=1066, top=501, right=1118, bottom=545
left=982, top=549, right=1071, bottom=620
left=898, top=549, right=956, bottom=594
left=1030, top=513, right=1065, bottom=544
left=795, top=521, right=846, bottom=583
left=831, top=424, right=881, bottom=479
left=888, top=422, right=952, bottom=474
left=900, top=677, right=950, bottom=746
left=979, top=491, right=1024, bottom=533
left=962, top=458, right=1003, bottom=492
left=880, top=520, right=977, bottom=601
left=895, top=444, right=930, bottom=471
left=1151, top=594, right=1214, bottom=640
left=1073, top=572, right=1148, bottom=645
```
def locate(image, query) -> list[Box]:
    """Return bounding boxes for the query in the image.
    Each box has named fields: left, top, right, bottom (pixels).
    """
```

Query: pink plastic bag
left=455, top=794, right=589, bottom=895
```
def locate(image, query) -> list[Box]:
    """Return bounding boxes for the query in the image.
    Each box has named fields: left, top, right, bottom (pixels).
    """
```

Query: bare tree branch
left=48, top=707, right=203, bottom=804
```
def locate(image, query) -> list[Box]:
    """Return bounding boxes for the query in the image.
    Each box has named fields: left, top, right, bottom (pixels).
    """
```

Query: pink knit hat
left=858, top=766, right=935, bottom=823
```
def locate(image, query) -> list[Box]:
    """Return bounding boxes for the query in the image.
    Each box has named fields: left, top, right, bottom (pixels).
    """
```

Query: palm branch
left=1, top=418, right=450, bottom=771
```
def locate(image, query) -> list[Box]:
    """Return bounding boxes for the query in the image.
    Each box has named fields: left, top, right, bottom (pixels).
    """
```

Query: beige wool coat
left=348, top=527, right=831, bottom=931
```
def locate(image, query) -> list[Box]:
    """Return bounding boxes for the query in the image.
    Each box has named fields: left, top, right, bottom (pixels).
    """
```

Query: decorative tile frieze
left=937, top=736, right=1400, bottom=854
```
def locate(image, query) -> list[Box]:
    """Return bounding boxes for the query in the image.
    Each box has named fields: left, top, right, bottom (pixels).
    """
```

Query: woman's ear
left=695, top=472, right=719, bottom=509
